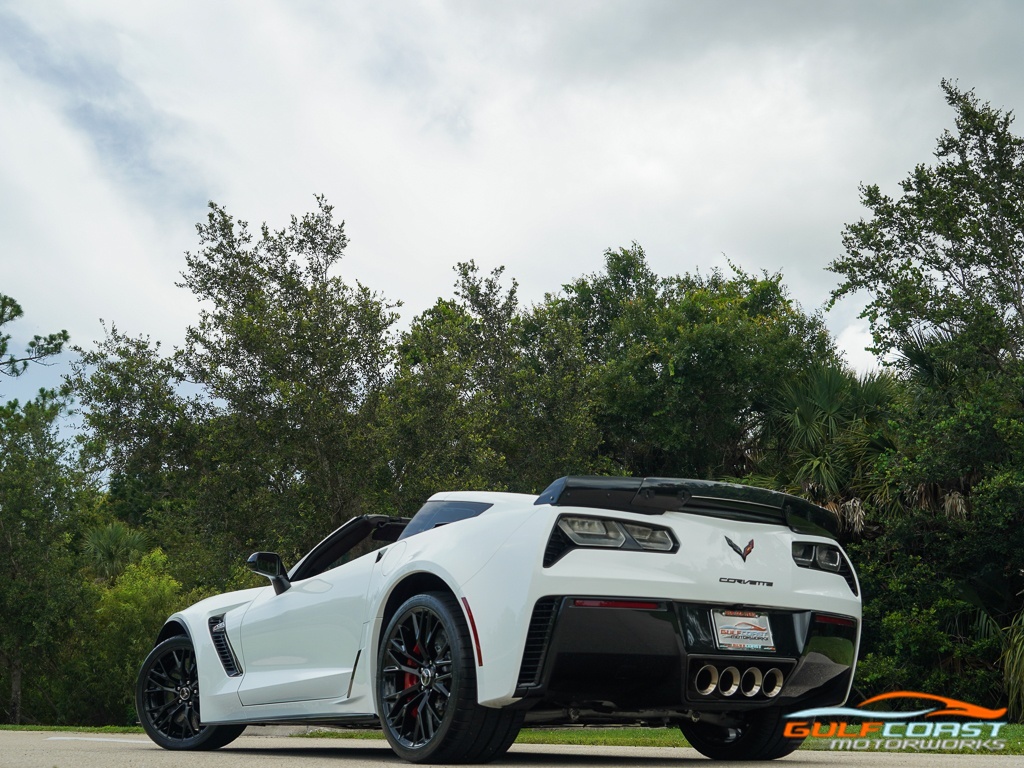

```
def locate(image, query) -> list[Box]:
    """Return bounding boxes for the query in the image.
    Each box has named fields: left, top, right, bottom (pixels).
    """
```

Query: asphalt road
left=1, top=730, right=1018, bottom=768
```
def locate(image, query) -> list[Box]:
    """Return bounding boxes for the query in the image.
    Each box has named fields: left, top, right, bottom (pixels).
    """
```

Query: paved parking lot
left=0, top=730, right=1018, bottom=768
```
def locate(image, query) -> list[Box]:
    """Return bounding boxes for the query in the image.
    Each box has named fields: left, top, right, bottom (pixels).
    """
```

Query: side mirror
left=246, top=551, right=291, bottom=595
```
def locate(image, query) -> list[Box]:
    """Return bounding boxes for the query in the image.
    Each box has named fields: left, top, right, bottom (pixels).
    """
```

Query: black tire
left=377, top=592, right=523, bottom=764
left=679, top=707, right=804, bottom=761
left=136, top=635, right=246, bottom=750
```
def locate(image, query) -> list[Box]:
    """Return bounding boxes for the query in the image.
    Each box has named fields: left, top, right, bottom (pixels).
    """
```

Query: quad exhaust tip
left=762, top=667, right=784, bottom=698
left=719, top=666, right=740, bottom=697
left=693, top=665, right=785, bottom=698
left=694, top=664, right=718, bottom=696
left=740, top=667, right=762, bottom=697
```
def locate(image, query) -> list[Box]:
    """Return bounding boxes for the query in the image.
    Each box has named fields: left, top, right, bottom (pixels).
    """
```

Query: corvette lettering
left=720, top=577, right=774, bottom=586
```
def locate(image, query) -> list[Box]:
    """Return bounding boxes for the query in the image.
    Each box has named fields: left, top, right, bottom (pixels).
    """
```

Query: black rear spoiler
left=535, top=476, right=839, bottom=539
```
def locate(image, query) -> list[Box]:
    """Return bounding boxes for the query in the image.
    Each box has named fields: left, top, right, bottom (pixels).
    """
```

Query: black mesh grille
left=543, top=525, right=572, bottom=567
left=517, top=597, right=560, bottom=687
left=209, top=616, right=242, bottom=677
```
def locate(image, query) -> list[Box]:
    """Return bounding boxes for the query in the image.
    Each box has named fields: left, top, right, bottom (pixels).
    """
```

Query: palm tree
left=755, top=366, right=899, bottom=534
left=1003, top=611, right=1024, bottom=720
left=83, top=521, right=150, bottom=581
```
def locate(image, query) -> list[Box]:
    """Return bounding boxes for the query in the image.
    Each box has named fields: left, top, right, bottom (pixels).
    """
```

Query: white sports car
left=136, top=476, right=861, bottom=762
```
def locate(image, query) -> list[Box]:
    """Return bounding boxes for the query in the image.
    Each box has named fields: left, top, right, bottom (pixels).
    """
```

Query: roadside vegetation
left=4, top=80, right=1024, bottom=728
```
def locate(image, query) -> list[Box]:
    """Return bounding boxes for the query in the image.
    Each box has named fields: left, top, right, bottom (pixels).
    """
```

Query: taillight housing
left=792, top=541, right=858, bottom=595
left=545, top=515, right=678, bottom=566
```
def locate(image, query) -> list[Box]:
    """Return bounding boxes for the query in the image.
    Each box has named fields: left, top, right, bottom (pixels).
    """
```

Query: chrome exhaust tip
left=718, top=666, right=740, bottom=697
left=740, top=667, right=763, bottom=697
left=694, top=664, right=719, bottom=696
left=763, top=667, right=784, bottom=698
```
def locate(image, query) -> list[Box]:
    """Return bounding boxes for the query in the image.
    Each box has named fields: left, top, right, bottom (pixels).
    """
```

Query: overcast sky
left=3, top=0, right=1024, bottom=403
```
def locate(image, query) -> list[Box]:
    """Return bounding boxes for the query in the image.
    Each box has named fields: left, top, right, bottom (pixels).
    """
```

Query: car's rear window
left=397, top=500, right=492, bottom=540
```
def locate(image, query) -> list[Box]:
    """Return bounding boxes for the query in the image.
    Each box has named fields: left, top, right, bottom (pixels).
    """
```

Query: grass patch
left=296, top=726, right=692, bottom=747
left=516, top=728, right=689, bottom=747
left=295, top=729, right=385, bottom=740
left=0, top=725, right=144, bottom=734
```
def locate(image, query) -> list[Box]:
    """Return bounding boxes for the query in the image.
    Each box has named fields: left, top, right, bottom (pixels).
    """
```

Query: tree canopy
left=831, top=79, right=1024, bottom=368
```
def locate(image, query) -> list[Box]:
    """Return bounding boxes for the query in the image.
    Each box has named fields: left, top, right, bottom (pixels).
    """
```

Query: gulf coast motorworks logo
left=784, top=691, right=1008, bottom=751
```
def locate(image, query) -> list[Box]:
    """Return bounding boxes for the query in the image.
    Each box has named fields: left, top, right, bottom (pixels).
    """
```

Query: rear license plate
left=712, top=609, right=776, bottom=651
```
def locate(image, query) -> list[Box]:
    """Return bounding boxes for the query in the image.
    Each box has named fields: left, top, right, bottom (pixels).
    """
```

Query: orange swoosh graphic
left=859, top=691, right=1006, bottom=720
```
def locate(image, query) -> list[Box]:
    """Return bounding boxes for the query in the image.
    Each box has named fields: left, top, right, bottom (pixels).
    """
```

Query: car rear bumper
left=512, top=596, right=857, bottom=721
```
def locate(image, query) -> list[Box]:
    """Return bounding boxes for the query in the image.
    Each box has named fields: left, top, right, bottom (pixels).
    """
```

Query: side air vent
left=208, top=616, right=243, bottom=677
left=517, top=597, right=560, bottom=688
left=543, top=525, right=572, bottom=567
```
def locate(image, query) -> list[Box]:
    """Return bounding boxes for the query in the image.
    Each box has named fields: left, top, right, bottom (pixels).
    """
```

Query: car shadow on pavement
left=231, top=745, right=707, bottom=765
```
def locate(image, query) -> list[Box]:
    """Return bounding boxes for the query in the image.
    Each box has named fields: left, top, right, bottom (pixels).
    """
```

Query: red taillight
left=814, top=613, right=856, bottom=627
left=572, top=599, right=662, bottom=610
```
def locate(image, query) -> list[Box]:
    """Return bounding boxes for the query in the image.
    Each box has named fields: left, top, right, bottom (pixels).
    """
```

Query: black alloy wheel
left=679, top=706, right=804, bottom=761
left=135, top=636, right=245, bottom=750
left=377, top=592, right=522, bottom=763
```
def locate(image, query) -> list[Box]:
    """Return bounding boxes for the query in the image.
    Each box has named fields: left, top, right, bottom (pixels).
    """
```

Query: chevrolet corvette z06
left=136, top=476, right=860, bottom=762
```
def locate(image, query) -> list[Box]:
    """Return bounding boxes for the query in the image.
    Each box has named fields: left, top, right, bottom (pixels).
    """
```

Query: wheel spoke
left=419, top=613, right=436, bottom=657
left=413, top=692, right=432, bottom=744
left=390, top=637, right=419, bottom=666
left=383, top=682, right=419, bottom=703
left=423, top=696, right=443, bottom=736
left=422, top=700, right=437, bottom=738
left=152, top=700, right=183, bottom=728
left=410, top=611, right=422, bottom=647
left=386, top=649, right=419, bottom=675
left=185, top=707, right=200, bottom=737
left=426, top=631, right=442, bottom=660
left=434, top=638, right=450, bottom=661
left=150, top=698, right=178, bottom=720
left=387, top=690, right=416, bottom=723
left=149, top=666, right=174, bottom=684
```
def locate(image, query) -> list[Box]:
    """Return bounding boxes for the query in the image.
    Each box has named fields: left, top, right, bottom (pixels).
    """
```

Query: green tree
left=380, top=261, right=603, bottom=509
left=0, top=294, right=86, bottom=724
left=830, top=81, right=1024, bottom=710
left=831, top=79, right=1024, bottom=366
left=0, top=294, right=68, bottom=380
left=70, top=198, right=401, bottom=588
left=555, top=247, right=838, bottom=478
left=69, top=327, right=196, bottom=527
left=0, top=393, right=93, bottom=723
left=178, top=197, right=398, bottom=550
left=77, top=549, right=185, bottom=724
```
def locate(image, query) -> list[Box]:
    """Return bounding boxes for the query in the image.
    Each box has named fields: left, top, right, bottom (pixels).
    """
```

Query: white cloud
left=2, top=0, right=1022, bottom=385
left=835, top=320, right=880, bottom=376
